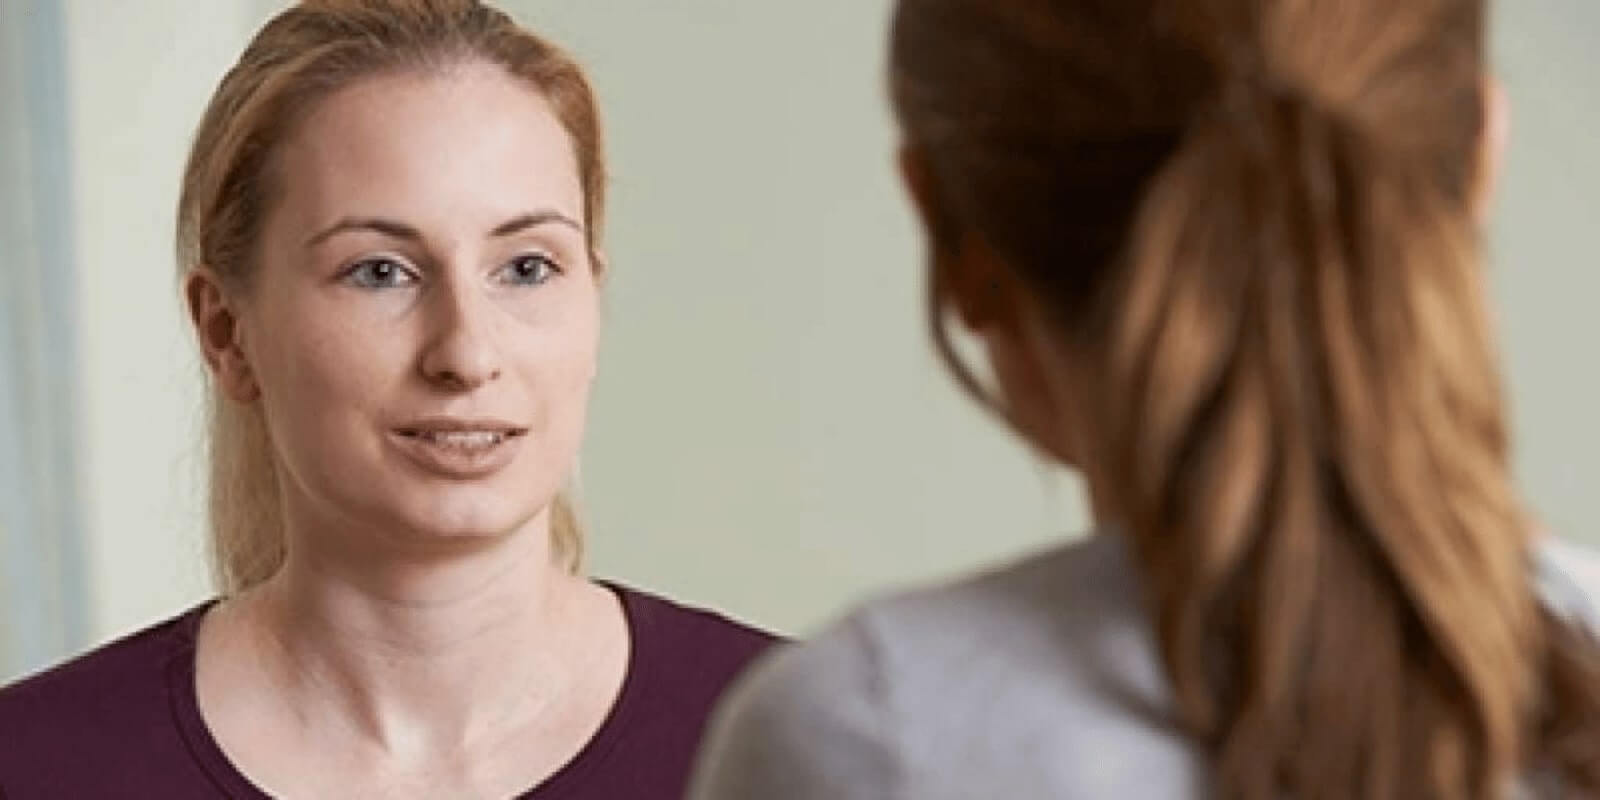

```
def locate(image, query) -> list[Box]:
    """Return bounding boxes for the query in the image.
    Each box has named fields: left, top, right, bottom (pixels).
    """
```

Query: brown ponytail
left=1106, top=76, right=1598, bottom=798
left=892, top=0, right=1600, bottom=796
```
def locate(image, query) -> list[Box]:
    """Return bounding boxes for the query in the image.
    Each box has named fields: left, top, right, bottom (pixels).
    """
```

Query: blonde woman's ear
left=184, top=268, right=259, bottom=403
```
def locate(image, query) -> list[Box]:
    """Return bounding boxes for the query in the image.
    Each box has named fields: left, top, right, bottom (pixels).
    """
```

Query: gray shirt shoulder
left=691, top=535, right=1600, bottom=800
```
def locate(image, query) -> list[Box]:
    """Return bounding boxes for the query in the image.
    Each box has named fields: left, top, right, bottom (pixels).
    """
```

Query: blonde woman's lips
left=390, top=419, right=528, bottom=478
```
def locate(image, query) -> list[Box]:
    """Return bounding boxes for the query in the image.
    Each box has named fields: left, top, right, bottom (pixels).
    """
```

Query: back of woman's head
left=178, top=0, right=602, bottom=593
left=891, top=0, right=1600, bottom=796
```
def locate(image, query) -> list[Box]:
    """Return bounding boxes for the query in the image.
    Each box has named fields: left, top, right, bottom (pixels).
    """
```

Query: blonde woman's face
left=241, top=63, right=599, bottom=549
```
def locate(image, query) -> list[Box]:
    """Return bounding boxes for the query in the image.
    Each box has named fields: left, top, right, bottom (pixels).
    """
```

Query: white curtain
left=0, top=0, right=88, bottom=682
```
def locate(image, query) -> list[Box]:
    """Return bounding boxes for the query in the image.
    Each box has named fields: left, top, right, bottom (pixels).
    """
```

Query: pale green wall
left=1491, top=0, right=1600, bottom=549
left=62, top=0, right=262, bottom=643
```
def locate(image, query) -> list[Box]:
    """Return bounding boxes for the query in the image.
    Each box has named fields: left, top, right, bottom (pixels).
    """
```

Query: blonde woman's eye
left=341, top=257, right=418, bottom=289
left=497, top=254, right=561, bottom=287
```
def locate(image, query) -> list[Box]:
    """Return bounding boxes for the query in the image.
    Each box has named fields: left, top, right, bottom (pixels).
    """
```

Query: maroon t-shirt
left=0, top=584, right=777, bottom=799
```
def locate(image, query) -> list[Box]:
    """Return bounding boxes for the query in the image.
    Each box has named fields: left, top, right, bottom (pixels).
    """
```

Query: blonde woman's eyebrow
left=305, top=210, right=583, bottom=249
left=304, top=216, right=421, bottom=248
left=489, top=210, right=583, bottom=238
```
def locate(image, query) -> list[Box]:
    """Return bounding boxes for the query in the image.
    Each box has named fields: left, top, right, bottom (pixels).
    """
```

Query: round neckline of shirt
left=163, top=581, right=653, bottom=799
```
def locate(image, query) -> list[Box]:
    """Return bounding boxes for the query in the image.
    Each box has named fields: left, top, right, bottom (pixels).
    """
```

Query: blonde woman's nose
left=419, top=281, right=503, bottom=391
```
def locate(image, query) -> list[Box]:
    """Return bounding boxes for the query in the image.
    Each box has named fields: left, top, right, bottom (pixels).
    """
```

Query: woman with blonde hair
left=0, top=2, right=773, bottom=797
left=693, top=0, right=1600, bottom=797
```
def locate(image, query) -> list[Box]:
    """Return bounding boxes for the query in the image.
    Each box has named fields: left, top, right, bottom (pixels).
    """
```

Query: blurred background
left=1, top=0, right=1596, bottom=682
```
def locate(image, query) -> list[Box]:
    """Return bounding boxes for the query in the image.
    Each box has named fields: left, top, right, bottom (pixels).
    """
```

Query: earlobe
left=947, top=234, right=1021, bottom=333
left=1475, top=76, right=1511, bottom=222
left=899, top=143, right=1021, bottom=335
left=184, top=269, right=259, bottom=403
left=898, top=145, right=941, bottom=240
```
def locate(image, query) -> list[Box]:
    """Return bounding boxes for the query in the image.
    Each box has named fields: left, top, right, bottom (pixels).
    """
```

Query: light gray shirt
left=690, top=533, right=1600, bottom=800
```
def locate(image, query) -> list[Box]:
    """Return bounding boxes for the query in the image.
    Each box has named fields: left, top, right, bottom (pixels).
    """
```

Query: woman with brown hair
left=693, top=0, right=1600, bottom=797
left=0, top=2, right=773, bottom=797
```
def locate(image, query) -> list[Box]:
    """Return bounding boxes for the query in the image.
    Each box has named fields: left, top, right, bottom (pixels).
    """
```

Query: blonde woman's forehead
left=270, top=64, right=586, bottom=243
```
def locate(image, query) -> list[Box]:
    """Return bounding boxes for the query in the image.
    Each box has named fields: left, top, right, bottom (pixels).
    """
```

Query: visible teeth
left=419, top=431, right=505, bottom=448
